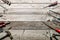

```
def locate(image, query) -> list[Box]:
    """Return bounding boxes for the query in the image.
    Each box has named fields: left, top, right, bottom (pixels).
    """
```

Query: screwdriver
left=43, top=1, right=58, bottom=8
left=0, top=21, right=10, bottom=28
left=49, top=10, right=60, bottom=15
left=48, top=13, right=60, bottom=23
left=42, top=22, right=60, bottom=34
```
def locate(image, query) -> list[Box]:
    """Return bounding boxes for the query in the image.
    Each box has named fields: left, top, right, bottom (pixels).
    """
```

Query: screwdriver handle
left=55, top=28, right=60, bottom=34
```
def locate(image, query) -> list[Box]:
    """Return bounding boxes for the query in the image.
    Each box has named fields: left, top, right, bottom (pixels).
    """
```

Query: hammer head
left=5, top=31, right=13, bottom=40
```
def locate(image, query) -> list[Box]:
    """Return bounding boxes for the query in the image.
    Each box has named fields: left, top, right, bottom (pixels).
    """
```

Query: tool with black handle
left=43, top=1, right=58, bottom=8
left=48, top=13, right=60, bottom=23
left=0, top=31, right=13, bottom=40
left=0, top=27, right=13, bottom=40
left=49, top=10, right=60, bottom=15
left=1, top=0, right=11, bottom=6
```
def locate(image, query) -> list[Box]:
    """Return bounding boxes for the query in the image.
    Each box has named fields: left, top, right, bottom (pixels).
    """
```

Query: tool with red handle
left=0, top=21, right=10, bottom=28
left=55, top=28, right=60, bottom=34
left=42, top=22, right=60, bottom=34
left=0, top=21, right=6, bottom=28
